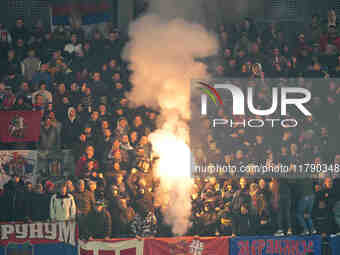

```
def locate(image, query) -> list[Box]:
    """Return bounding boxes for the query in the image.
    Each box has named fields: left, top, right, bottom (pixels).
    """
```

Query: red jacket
left=75, top=155, right=99, bottom=177
left=319, top=34, right=340, bottom=52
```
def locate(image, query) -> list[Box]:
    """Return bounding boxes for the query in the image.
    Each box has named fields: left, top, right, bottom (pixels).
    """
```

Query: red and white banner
left=79, top=237, right=229, bottom=255
left=0, top=221, right=77, bottom=255
left=0, top=111, right=41, bottom=143
left=79, top=239, right=144, bottom=255
left=0, top=221, right=77, bottom=246
left=143, top=236, right=229, bottom=255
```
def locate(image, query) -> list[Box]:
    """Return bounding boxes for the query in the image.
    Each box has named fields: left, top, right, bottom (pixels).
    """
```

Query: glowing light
left=150, top=131, right=194, bottom=235
left=151, top=132, right=191, bottom=179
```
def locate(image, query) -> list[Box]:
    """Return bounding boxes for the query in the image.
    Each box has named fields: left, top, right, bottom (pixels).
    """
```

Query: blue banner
left=230, top=235, right=322, bottom=255
left=0, top=243, right=76, bottom=255
left=330, top=235, right=340, bottom=255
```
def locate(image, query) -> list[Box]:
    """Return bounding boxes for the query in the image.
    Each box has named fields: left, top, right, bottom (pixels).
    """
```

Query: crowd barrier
left=1, top=221, right=339, bottom=255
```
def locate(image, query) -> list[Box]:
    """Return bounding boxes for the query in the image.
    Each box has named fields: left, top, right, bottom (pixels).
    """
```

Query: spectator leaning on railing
left=50, top=182, right=76, bottom=221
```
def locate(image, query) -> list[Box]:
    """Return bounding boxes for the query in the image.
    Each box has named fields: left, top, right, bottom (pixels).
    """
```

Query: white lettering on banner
left=0, top=221, right=76, bottom=245
left=44, top=223, right=57, bottom=240
left=79, top=239, right=144, bottom=255
left=58, top=221, right=76, bottom=246
left=1, top=225, right=14, bottom=239
left=29, top=223, right=44, bottom=239
left=15, top=224, right=28, bottom=239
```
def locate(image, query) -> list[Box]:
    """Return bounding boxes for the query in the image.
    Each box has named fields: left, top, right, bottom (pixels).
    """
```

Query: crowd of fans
left=1, top=9, right=340, bottom=240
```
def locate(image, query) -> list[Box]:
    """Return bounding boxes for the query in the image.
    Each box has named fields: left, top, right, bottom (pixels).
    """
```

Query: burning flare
left=150, top=130, right=194, bottom=235
left=122, top=1, right=218, bottom=236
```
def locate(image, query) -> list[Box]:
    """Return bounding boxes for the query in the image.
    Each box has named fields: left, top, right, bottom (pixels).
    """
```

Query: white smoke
left=122, top=1, right=218, bottom=235
left=123, top=15, right=217, bottom=119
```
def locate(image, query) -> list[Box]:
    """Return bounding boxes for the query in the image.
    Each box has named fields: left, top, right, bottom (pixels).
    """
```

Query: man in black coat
left=30, top=184, right=50, bottom=221
left=231, top=177, right=253, bottom=237
left=19, top=182, right=34, bottom=221
left=89, top=72, right=108, bottom=105
left=81, top=201, right=112, bottom=240
left=1, top=176, right=27, bottom=221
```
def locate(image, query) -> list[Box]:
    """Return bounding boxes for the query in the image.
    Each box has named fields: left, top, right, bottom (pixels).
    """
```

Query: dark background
left=0, top=0, right=339, bottom=33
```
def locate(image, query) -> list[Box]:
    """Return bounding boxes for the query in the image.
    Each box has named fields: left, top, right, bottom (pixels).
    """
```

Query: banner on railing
left=330, top=235, right=340, bottom=255
left=0, top=223, right=329, bottom=255
left=0, top=221, right=77, bottom=255
left=143, top=236, right=230, bottom=255
left=79, top=239, right=144, bottom=255
left=230, top=235, right=322, bottom=255
left=0, top=221, right=77, bottom=245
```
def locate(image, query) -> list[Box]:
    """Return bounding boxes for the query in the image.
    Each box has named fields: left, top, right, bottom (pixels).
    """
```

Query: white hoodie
left=50, top=193, right=77, bottom=221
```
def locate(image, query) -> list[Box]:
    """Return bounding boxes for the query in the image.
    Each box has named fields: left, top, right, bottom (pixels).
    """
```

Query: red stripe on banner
left=0, top=111, right=41, bottom=143
left=143, top=236, right=230, bottom=255
left=120, top=249, right=136, bottom=255
left=99, top=251, right=117, bottom=255
left=52, top=2, right=111, bottom=16
left=80, top=239, right=137, bottom=255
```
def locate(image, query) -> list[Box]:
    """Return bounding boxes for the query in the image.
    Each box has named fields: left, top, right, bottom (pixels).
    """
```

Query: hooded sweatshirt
left=50, top=192, right=76, bottom=221
left=21, top=56, right=41, bottom=81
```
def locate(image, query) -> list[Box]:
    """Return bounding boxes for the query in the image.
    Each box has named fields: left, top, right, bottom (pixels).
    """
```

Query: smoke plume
left=122, top=1, right=218, bottom=235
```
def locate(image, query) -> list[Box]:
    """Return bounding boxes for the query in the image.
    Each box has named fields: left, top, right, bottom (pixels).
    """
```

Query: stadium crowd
left=1, top=9, right=340, bottom=240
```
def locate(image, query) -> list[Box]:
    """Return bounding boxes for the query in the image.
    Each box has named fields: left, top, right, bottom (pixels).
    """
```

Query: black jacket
left=61, top=117, right=81, bottom=148
left=30, top=192, right=50, bottom=221
left=231, top=188, right=251, bottom=213
left=1, top=181, right=29, bottom=221
left=82, top=208, right=112, bottom=239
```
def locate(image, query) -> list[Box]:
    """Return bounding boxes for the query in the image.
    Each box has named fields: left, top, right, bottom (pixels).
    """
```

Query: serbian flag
left=0, top=111, right=41, bottom=143
left=143, top=236, right=230, bottom=255
left=50, top=0, right=112, bottom=26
